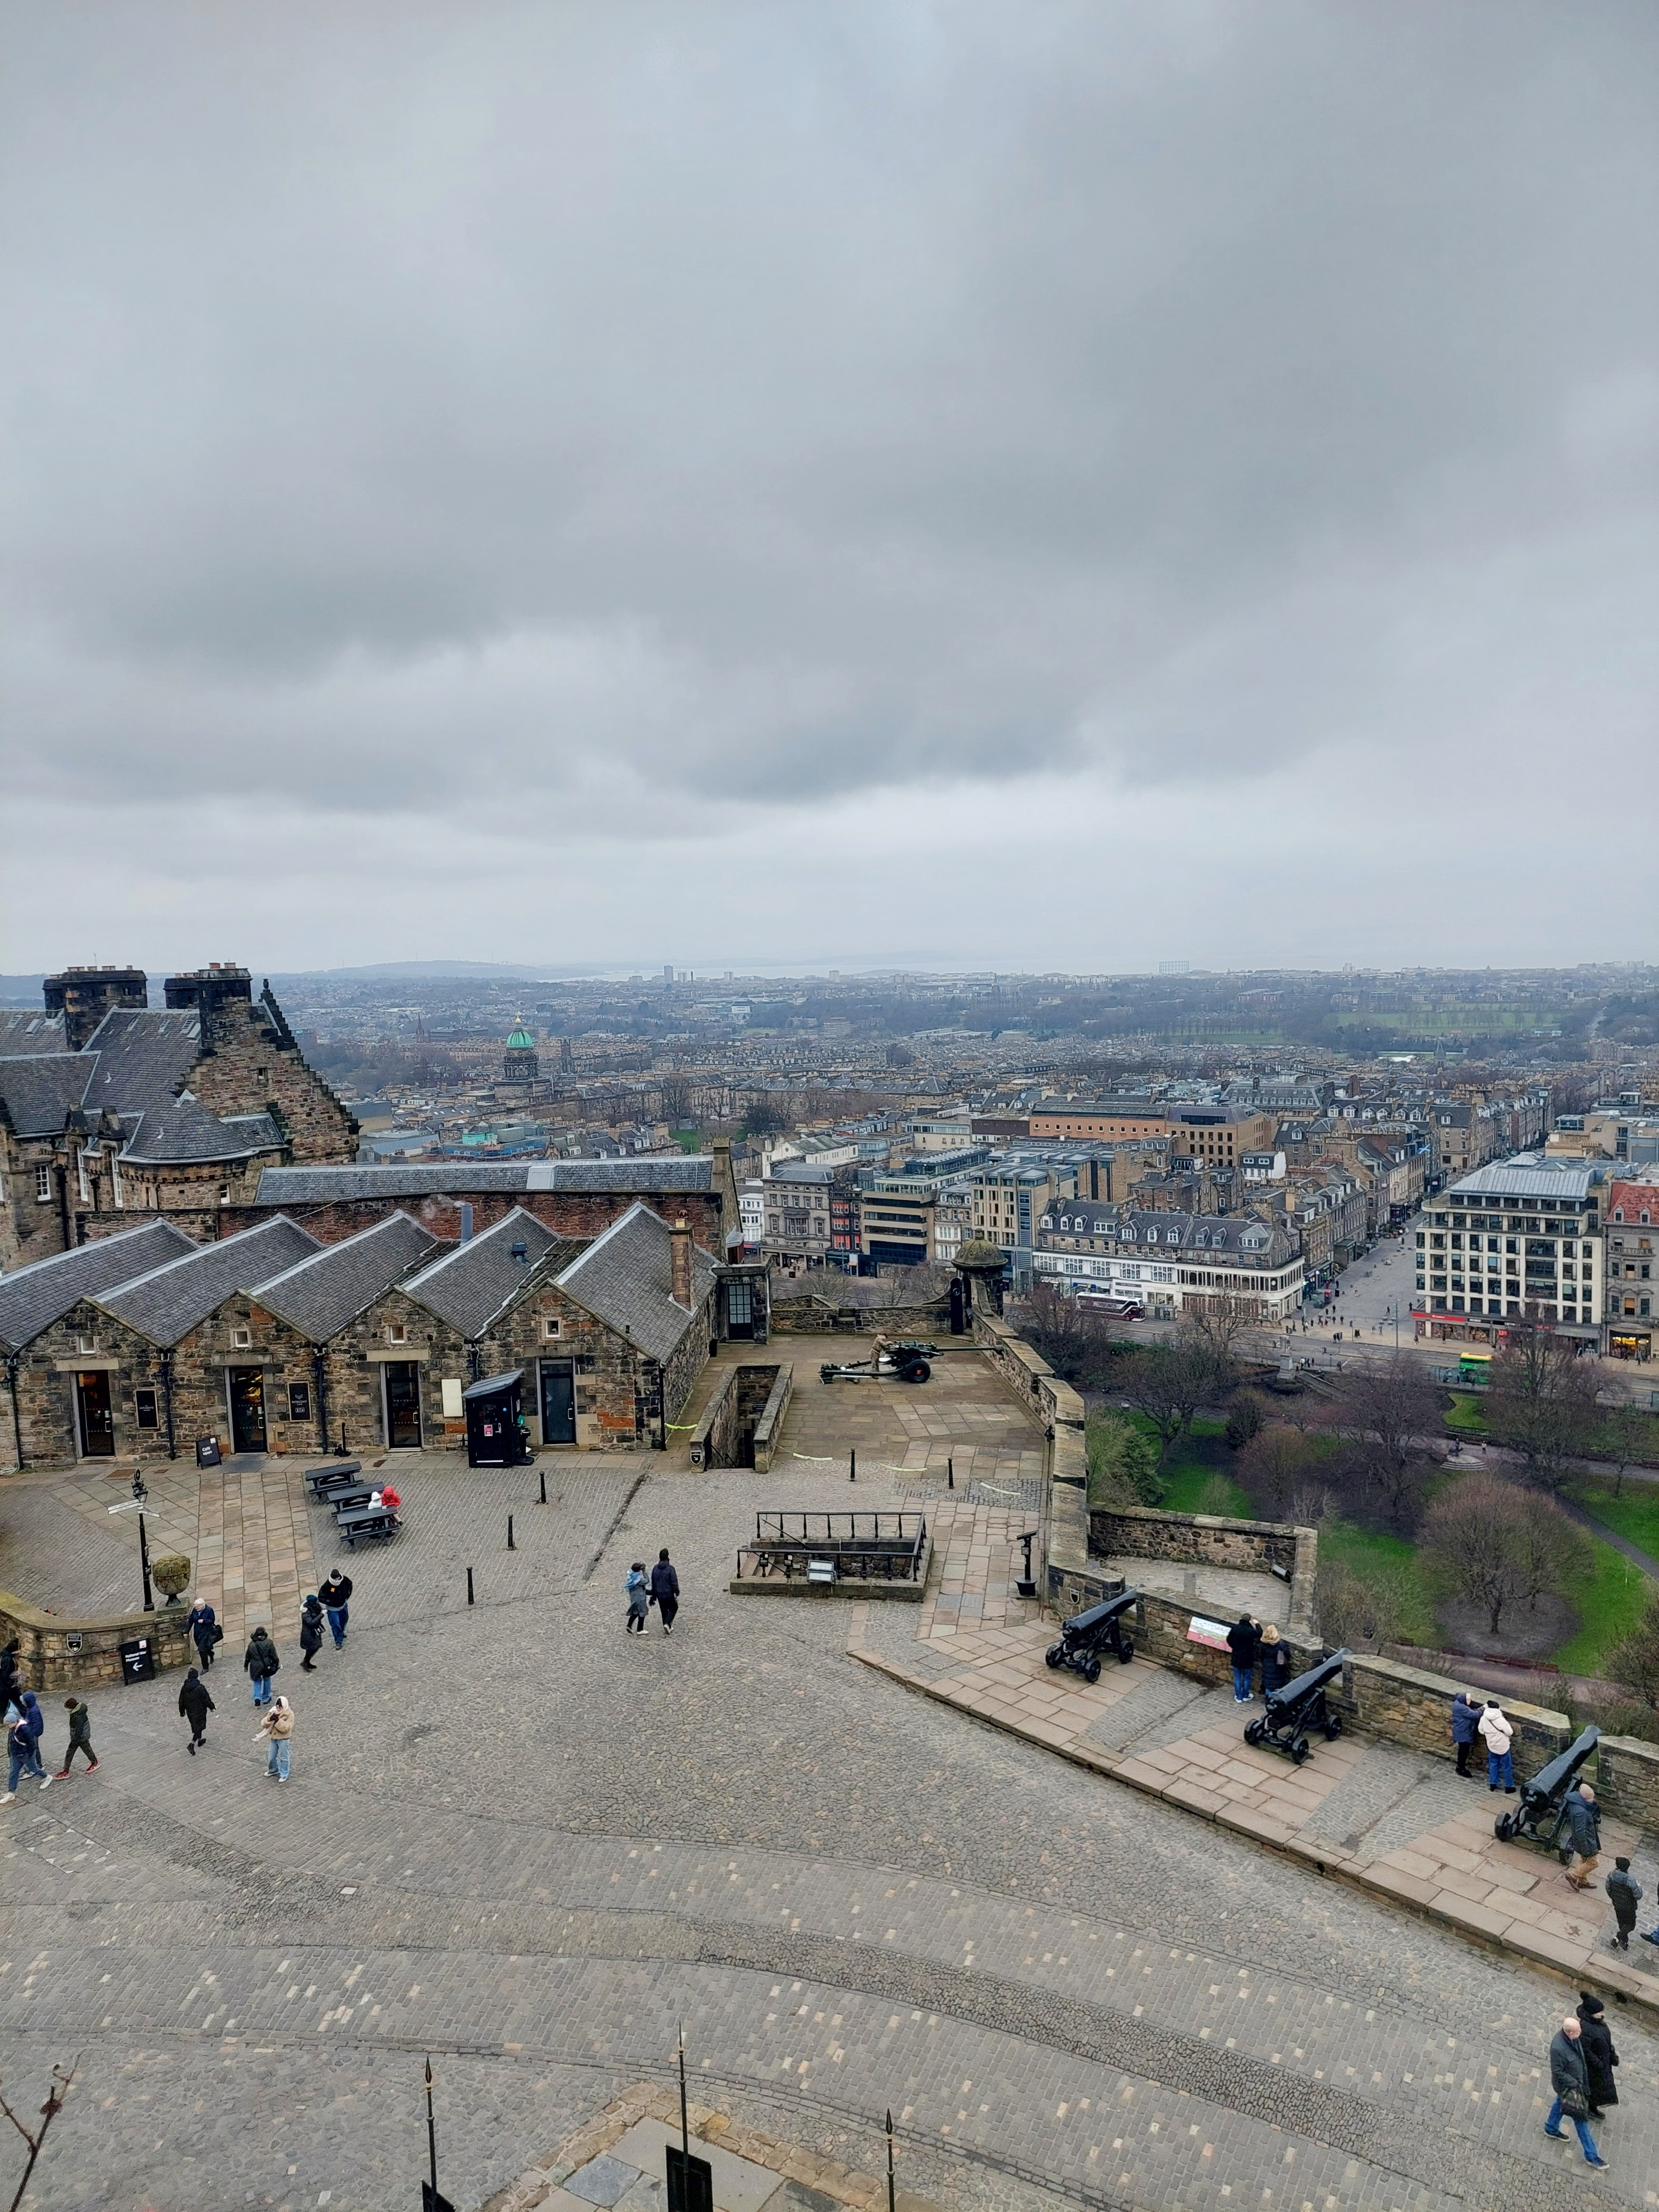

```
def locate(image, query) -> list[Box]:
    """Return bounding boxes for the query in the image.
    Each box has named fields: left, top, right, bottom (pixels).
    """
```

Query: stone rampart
left=0, top=1588, right=192, bottom=1693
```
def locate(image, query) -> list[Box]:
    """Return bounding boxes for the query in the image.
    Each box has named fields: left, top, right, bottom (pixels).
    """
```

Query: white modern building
left=1411, top=1152, right=1607, bottom=1348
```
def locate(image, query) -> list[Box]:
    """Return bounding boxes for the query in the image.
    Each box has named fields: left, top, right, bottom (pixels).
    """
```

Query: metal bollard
left=850, top=1447, right=856, bottom=1483
left=947, top=1457, right=954, bottom=1490
left=466, top=1567, right=475, bottom=1605
left=508, top=1514, right=515, bottom=1551
left=539, top=1468, right=547, bottom=1505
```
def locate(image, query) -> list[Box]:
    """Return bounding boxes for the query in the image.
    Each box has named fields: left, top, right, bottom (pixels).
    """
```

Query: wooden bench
left=334, top=1504, right=401, bottom=1551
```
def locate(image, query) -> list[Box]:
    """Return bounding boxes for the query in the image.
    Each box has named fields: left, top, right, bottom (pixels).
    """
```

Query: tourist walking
left=18, top=1692, right=47, bottom=1781
left=1576, top=1993, right=1618, bottom=2120
left=187, top=1599, right=221, bottom=1671
left=243, top=1626, right=280, bottom=1706
left=254, top=1693, right=294, bottom=1782
left=649, top=1549, right=680, bottom=1636
left=299, top=1595, right=325, bottom=1672
left=0, top=1636, right=20, bottom=1719
left=1451, top=1690, right=1482, bottom=1779
left=318, top=1569, right=352, bottom=1648
left=2, top=1708, right=37, bottom=1802
left=53, top=1697, right=98, bottom=1778
left=1545, top=2014, right=1607, bottom=2167
left=1226, top=1614, right=1259, bottom=1703
left=1607, top=1857, right=1642, bottom=1951
left=1559, top=1783, right=1602, bottom=1891
left=1258, top=1623, right=1293, bottom=1698
left=625, top=1561, right=650, bottom=1634
left=1478, top=1700, right=1516, bottom=1793
left=178, top=1667, right=215, bottom=1755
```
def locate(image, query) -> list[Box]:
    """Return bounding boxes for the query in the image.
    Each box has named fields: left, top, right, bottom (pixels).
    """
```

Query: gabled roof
left=119, top=1095, right=285, bottom=1165
left=0, top=1012, right=67, bottom=1056
left=554, top=1201, right=717, bottom=1365
left=252, top=1212, right=440, bottom=1341
left=78, top=1007, right=201, bottom=1114
left=0, top=1218, right=198, bottom=1353
left=0, top=1053, right=92, bottom=1137
left=92, top=1216, right=320, bottom=1346
left=401, top=1208, right=586, bottom=1340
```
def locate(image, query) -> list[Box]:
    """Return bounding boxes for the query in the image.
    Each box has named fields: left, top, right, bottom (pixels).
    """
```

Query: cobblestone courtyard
left=1, top=1341, right=1656, bottom=2210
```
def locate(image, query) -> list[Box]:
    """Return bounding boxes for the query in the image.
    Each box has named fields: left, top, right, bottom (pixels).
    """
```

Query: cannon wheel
left=1117, top=1637, right=1134, bottom=1664
left=1494, top=1812, right=1516, bottom=1842
left=1290, top=1736, right=1311, bottom=1765
left=1083, top=1655, right=1102, bottom=1684
left=1323, top=1714, right=1343, bottom=1740
left=1045, top=1644, right=1064, bottom=1670
left=900, top=1360, right=931, bottom=1383
left=1243, top=1719, right=1265, bottom=1747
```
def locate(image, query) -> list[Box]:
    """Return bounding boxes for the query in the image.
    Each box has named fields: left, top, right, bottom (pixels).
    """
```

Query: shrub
left=149, top=1553, right=192, bottom=1600
left=1315, top=1556, right=1414, bottom=1652
left=1237, top=1424, right=1325, bottom=1518
left=1195, top=1472, right=1240, bottom=1517
left=1224, top=1394, right=1265, bottom=1451
left=1085, top=1410, right=1164, bottom=1508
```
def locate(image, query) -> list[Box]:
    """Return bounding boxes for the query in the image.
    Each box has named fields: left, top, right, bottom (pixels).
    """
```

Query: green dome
left=505, top=1020, right=536, bottom=1050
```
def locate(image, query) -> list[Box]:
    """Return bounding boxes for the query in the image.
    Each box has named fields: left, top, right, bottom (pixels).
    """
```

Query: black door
left=384, top=1361, right=422, bottom=1448
left=228, top=1367, right=267, bottom=1454
left=725, top=1279, right=754, bottom=1339
left=539, top=1360, right=576, bottom=1445
left=76, top=1370, right=115, bottom=1457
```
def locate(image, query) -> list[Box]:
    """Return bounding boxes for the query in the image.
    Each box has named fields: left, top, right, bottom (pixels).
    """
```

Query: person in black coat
left=1226, top=1615, right=1259, bottom=1703
left=187, top=1600, right=220, bottom=1671
left=178, top=1668, right=215, bottom=1754
left=0, top=1637, right=21, bottom=1720
left=649, top=1549, right=680, bottom=1637
left=1577, top=1992, right=1618, bottom=2117
left=299, top=1595, right=325, bottom=1672
left=1258, top=1625, right=1294, bottom=1699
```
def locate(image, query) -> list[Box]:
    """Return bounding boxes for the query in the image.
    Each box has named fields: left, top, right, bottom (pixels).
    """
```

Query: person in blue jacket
left=1451, top=1689, right=1482, bottom=1779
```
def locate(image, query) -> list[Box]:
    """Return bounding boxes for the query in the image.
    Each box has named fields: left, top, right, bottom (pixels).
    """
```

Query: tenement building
left=1032, top=1204, right=1305, bottom=1322
left=1411, top=1153, right=1607, bottom=1349
left=1605, top=1175, right=1659, bottom=1360
left=0, top=963, right=355, bottom=1270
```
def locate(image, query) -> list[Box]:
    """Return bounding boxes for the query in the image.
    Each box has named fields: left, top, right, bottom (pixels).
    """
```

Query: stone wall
left=1089, top=1503, right=1307, bottom=1582
left=751, top=1365, right=793, bottom=1474
left=690, top=1364, right=783, bottom=1469
left=770, top=1296, right=949, bottom=1338
left=181, top=987, right=356, bottom=1167
left=0, top=1587, right=192, bottom=1693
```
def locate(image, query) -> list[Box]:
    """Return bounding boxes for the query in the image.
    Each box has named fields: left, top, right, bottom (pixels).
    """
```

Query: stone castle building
left=0, top=964, right=356, bottom=1271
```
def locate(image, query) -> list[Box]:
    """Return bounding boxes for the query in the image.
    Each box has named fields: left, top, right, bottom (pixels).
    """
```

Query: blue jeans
left=1487, top=1748, right=1514, bottom=1788
left=1232, top=1664, right=1254, bottom=1700
left=252, top=1674, right=272, bottom=1705
left=1545, top=2100, right=1600, bottom=2160
left=325, top=1604, right=348, bottom=1647
left=6, top=1747, right=32, bottom=1792
left=266, top=1737, right=290, bottom=1781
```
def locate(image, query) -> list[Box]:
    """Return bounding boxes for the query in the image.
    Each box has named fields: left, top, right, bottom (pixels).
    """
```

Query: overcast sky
left=3, top=2, right=1655, bottom=977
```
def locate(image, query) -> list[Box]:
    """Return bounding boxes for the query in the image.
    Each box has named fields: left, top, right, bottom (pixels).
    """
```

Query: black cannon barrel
left=1063, top=1589, right=1140, bottom=1637
left=1520, top=1724, right=1600, bottom=1810
left=1267, top=1649, right=1350, bottom=1713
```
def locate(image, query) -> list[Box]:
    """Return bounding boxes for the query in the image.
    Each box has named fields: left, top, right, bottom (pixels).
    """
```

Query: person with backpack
left=53, top=1698, right=98, bottom=1778
left=187, top=1599, right=221, bottom=1672
left=649, top=1549, right=680, bottom=1636
left=1558, top=1782, right=1602, bottom=1892
left=2, top=1708, right=38, bottom=1802
left=299, top=1595, right=325, bottom=1672
left=243, top=1626, right=280, bottom=1706
left=1478, top=1700, right=1515, bottom=1793
left=178, top=1667, right=215, bottom=1755
left=624, top=1562, right=650, bottom=1635
left=18, top=1692, right=47, bottom=1782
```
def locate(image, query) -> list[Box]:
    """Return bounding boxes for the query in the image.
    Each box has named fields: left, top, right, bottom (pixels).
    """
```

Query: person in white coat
left=1479, top=1700, right=1516, bottom=1793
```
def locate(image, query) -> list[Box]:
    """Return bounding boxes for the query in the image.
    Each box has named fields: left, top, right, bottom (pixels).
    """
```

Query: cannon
left=1493, top=1723, right=1600, bottom=1846
left=820, top=1339, right=935, bottom=1385
left=1045, top=1589, right=1140, bottom=1683
left=1243, top=1648, right=1350, bottom=1764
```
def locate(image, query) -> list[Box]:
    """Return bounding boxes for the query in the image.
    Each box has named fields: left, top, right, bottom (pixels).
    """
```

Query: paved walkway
left=851, top=1501, right=1659, bottom=2016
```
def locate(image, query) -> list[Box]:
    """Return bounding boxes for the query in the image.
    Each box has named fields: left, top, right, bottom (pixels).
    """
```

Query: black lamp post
left=133, top=1468, right=154, bottom=1612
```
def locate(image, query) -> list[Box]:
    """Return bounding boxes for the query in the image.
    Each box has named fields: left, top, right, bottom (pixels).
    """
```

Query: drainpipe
left=5, top=1352, right=23, bottom=1471
left=55, top=1161, right=72, bottom=1253
left=312, top=1345, right=328, bottom=1453
left=159, top=1349, right=177, bottom=1460
left=467, top=1341, right=481, bottom=1381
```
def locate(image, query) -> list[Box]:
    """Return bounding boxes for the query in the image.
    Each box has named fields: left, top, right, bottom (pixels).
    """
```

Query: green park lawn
left=1159, top=1460, right=1250, bottom=1516
left=1551, top=1534, right=1650, bottom=1676
left=1443, top=1393, right=1488, bottom=1435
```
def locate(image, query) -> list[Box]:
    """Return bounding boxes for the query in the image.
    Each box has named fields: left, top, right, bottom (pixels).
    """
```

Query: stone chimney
left=669, top=1218, right=694, bottom=1308
left=43, top=966, right=148, bottom=1052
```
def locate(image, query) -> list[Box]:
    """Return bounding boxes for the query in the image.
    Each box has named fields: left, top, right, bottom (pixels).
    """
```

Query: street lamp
left=132, top=1467, right=154, bottom=1612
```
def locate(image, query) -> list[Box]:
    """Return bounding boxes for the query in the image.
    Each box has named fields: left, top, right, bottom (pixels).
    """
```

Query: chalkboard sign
left=196, top=1435, right=222, bottom=1468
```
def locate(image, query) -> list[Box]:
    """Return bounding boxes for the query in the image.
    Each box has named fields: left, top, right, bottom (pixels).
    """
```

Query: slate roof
left=0, top=1218, right=198, bottom=1352
left=78, top=1008, right=201, bottom=1114
left=92, top=1216, right=321, bottom=1346
left=120, top=1095, right=284, bottom=1165
left=250, top=1157, right=715, bottom=1204
left=0, top=1054, right=93, bottom=1137
left=252, top=1212, right=440, bottom=1341
left=1449, top=1154, right=1605, bottom=1201
left=555, top=1201, right=718, bottom=1364
left=401, top=1209, right=586, bottom=1340
left=0, top=1012, right=67, bottom=1056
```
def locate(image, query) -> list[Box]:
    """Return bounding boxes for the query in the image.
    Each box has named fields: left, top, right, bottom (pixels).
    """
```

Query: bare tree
left=1600, top=1405, right=1653, bottom=1499
left=1509, top=1487, right=1593, bottom=1612
left=1607, top=1591, right=1659, bottom=1706
left=1315, top=1555, right=1414, bottom=1652
left=1238, top=1423, right=1326, bottom=1517
left=1, top=2056, right=77, bottom=2212
left=1486, top=1323, right=1600, bottom=1492
left=1178, top=1295, right=1257, bottom=1369
left=1420, top=1475, right=1548, bottom=1637
left=1117, top=1338, right=1228, bottom=1461
left=1330, top=1356, right=1442, bottom=1527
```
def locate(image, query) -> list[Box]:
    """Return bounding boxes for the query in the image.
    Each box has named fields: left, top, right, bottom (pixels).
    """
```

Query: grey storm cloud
left=2, top=1, right=1656, bottom=967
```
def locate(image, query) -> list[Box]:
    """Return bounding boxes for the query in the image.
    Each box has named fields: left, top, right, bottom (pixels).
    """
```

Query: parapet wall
left=0, top=1587, right=192, bottom=1693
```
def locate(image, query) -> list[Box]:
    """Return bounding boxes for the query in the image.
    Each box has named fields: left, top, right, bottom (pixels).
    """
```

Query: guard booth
left=463, top=1371, right=526, bottom=1468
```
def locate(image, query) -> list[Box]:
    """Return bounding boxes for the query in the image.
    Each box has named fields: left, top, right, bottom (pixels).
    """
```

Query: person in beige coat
left=255, top=1694, right=294, bottom=1783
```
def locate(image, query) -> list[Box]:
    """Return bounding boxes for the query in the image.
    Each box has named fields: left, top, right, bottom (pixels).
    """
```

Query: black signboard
left=665, top=2146, right=713, bottom=2212
left=196, top=1435, right=222, bottom=1468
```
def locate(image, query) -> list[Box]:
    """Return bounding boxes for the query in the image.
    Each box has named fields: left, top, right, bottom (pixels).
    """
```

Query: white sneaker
left=38, top=1775, right=52, bottom=1791
left=0, top=1792, right=13, bottom=1805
